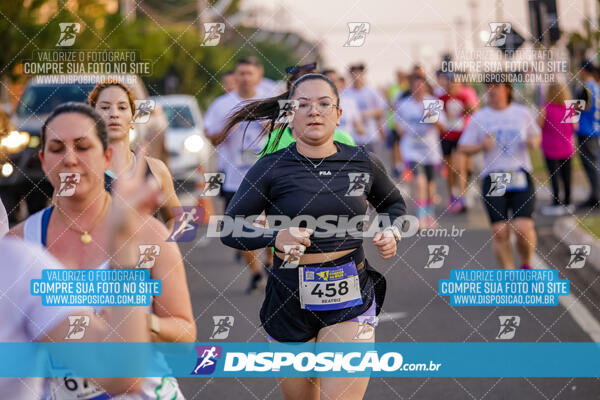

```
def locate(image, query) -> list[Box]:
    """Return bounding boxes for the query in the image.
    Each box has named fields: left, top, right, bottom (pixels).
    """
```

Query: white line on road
left=377, top=311, right=408, bottom=322
left=532, top=252, right=600, bottom=342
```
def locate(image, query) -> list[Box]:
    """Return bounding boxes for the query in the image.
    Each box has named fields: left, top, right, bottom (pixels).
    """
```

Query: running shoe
left=245, top=273, right=264, bottom=295
left=449, top=197, right=467, bottom=214
left=402, top=169, right=413, bottom=183
left=520, top=265, right=532, bottom=270
left=448, top=195, right=457, bottom=208
left=541, top=204, right=566, bottom=216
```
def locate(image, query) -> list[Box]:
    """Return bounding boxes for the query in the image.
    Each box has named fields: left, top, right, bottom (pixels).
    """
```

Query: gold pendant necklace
left=80, top=232, right=92, bottom=244
left=55, top=192, right=110, bottom=245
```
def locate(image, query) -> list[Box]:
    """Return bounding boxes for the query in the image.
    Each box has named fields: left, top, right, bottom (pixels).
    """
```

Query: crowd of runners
left=208, top=57, right=600, bottom=278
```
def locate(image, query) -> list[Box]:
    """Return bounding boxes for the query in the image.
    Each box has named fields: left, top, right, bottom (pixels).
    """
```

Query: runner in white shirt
left=342, top=64, right=386, bottom=150
left=257, top=77, right=280, bottom=98
left=222, top=70, right=237, bottom=93
left=459, top=76, right=540, bottom=269
left=322, top=69, right=365, bottom=138
left=204, top=57, right=267, bottom=293
left=395, top=73, right=446, bottom=229
left=204, top=93, right=265, bottom=192
left=246, top=56, right=280, bottom=98
left=0, top=151, right=159, bottom=399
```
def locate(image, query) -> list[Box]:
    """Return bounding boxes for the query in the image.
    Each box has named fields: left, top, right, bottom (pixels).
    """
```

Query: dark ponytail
left=216, top=73, right=339, bottom=155
left=213, top=91, right=290, bottom=152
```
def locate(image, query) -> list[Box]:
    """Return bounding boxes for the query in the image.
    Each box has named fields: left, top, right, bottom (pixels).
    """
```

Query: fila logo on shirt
left=319, top=170, right=332, bottom=176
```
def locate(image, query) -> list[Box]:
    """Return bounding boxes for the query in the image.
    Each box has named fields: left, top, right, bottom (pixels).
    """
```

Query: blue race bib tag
left=299, top=261, right=362, bottom=311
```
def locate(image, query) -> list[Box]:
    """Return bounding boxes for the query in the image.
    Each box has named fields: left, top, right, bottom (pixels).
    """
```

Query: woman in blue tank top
left=8, top=103, right=195, bottom=400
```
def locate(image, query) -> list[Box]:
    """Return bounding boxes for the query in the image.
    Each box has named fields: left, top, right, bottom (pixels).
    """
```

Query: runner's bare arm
left=362, top=107, right=384, bottom=119
left=525, top=132, right=541, bottom=149
left=146, top=156, right=180, bottom=229
left=39, top=216, right=154, bottom=394
left=138, top=216, right=196, bottom=342
left=353, top=117, right=366, bottom=136
left=459, top=133, right=495, bottom=154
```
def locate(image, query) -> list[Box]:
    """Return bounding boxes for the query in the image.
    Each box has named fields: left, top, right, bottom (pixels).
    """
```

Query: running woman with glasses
left=218, top=73, right=406, bottom=400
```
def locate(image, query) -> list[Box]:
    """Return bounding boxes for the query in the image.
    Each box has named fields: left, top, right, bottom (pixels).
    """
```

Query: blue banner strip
left=1, top=342, right=599, bottom=377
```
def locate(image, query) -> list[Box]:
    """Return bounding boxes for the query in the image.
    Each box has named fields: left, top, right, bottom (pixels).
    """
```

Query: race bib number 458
left=299, top=261, right=362, bottom=311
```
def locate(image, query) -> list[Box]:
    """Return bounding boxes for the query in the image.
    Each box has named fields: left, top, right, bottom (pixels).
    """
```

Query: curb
left=553, top=217, right=600, bottom=273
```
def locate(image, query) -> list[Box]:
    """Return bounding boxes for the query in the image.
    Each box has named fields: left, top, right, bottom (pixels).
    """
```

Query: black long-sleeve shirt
left=220, top=142, right=406, bottom=253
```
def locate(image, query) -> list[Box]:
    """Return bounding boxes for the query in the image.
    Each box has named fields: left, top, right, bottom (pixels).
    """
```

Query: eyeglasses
left=296, top=99, right=338, bottom=115
left=285, top=62, right=317, bottom=75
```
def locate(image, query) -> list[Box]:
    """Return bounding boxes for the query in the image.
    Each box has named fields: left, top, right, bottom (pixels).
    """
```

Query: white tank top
left=23, top=208, right=185, bottom=400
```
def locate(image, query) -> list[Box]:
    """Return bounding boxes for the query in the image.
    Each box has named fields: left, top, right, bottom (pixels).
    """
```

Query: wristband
left=384, top=225, right=402, bottom=242
left=148, top=313, right=161, bottom=334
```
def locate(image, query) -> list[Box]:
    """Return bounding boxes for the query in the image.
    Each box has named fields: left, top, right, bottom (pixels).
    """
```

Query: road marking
left=377, top=311, right=408, bottom=322
left=532, top=252, right=600, bottom=342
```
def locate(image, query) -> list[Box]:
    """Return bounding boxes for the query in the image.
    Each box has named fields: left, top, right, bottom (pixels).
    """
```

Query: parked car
left=0, top=74, right=166, bottom=222
left=151, top=95, right=212, bottom=186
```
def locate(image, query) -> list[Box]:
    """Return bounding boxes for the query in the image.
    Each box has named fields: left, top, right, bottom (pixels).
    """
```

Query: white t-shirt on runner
left=257, top=78, right=280, bottom=98
left=341, top=86, right=386, bottom=145
left=203, top=91, right=265, bottom=193
left=459, top=103, right=539, bottom=177
left=395, top=95, right=446, bottom=165
left=0, top=238, right=85, bottom=399
left=338, top=96, right=362, bottom=138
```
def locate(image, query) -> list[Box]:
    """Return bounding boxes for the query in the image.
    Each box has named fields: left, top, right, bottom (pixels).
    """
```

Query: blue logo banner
left=439, top=269, right=569, bottom=306
left=30, top=269, right=161, bottom=306
left=1, top=342, right=599, bottom=378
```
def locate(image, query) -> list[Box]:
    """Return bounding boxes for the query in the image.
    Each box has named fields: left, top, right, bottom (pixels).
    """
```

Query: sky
left=241, top=0, right=597, bottom=86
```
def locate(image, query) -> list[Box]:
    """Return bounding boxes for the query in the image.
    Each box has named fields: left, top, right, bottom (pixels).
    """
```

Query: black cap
left=349, top=63, right=366, bottom=72
left=580, top=60, right=596, bottom=73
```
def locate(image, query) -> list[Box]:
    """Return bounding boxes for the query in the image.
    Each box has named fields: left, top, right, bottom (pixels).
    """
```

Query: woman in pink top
left=538, top=82, right=576, bottom=215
